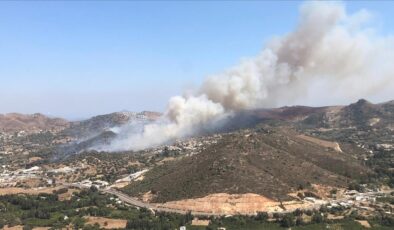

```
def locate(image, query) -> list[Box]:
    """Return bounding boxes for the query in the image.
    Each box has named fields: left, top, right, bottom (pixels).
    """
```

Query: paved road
left=64, top=183, right=217, bottom=216
left=106, top=188, right=227, bottom=216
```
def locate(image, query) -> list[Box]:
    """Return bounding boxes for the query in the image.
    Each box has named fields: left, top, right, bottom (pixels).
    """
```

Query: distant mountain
left=0, top=113, right=69, bottom=133
left=62, top=111, right=161, bottom=139
left=218, top=99, right=394, bottom=132
left=301, top=99, right=394, bottom=129
left=56, top=111, right=161, bottom=156
left=213, top=105, right=328, bottom=133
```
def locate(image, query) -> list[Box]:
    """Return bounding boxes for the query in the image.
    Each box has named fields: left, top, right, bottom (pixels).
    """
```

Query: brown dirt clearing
left=84, top=216, right=127, bottom=229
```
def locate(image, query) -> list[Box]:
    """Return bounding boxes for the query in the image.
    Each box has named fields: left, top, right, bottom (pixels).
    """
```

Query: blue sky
left=1, top=1, right=394, bottom=119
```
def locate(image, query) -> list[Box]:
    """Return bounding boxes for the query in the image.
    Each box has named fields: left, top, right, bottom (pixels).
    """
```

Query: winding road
left=64, top=183, right=217, bottom=216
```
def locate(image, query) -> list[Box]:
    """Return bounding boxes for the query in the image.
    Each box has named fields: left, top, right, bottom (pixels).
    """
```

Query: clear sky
left=1, top=1, right=394, bottom=119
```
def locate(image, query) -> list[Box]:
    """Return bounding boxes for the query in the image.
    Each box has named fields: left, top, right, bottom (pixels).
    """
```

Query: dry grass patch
left=58, top=188, right=79, bottom=201
left=28, top=157, right=43, bottom=163
left=109, top=181, right=129, bottom=189
left=297, top=134, right=342, bottom=152
left=327, top=214, right=344, bottom=220
left=356, top=220, right=371, bottom=228
left=191, top=218, right=210, bottom=226
left=2, top=225, right=23, bottom=230
left=84, top=216, right=127, bottom=229
left=142, top=191, right=155, bottom=202
left=0, top=186, right=63, bottom=195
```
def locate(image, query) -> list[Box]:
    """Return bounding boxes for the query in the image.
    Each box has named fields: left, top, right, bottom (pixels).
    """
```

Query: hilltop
left=62, top=111, right=161, bottom=139
left=118, top=99, right=394, bottom=206
left=0, top=113, right=69, bottom=133
left=123, top=126, right=370, bottom=203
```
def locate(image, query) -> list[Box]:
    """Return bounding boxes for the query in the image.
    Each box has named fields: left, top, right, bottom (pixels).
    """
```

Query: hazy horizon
left=1, top=1, right=394, bottom=119
left=1, top=97, right=393, bottom=122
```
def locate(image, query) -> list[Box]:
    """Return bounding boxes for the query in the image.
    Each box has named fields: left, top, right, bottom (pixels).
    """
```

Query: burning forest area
left=1, top=1, right=394, bottom=229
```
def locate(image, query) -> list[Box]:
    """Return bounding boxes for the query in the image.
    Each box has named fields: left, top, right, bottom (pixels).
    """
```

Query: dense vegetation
left=0, top=187, right=111, bottom=228
left=367, top=150, right=394, bottom=187
left=1, top=187, right=393, bottom=230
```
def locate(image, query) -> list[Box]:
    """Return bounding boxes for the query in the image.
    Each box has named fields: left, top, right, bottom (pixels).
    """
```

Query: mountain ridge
left=0, top=113, right=69, bottom=132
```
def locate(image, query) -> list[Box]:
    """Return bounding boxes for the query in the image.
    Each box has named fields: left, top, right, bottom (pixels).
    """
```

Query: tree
left=72, top=217, right=85, bottom=229
left=163, top=147, right=170, bottom=157
left=293, top=208, right=303, bottom=217
left=305, top=209, right=313, bottom=216
left=255, top=212, right=269, bottom=222
left=281, top=214, right=295, bottom=228
left=312, top=213, right=324, bottom=223
left=93, top=223, right=100, bottom=229
left=348, top=183, right=363, bottom=192
left=23, top=225, right=32, bottom=230
left=89, top=186, right=98, bottom=193
left=381, top=215, right=394, bottom=226
left=297, top=192, right=305, bottom=199
left=35, top=210, right=50, bottom=219
left=319, top=205, right=328, bottom=213
left=273, top=213, right=281, bottom=220
left=296, top=217, right=304, bottom=226
left=185, top=211, right=193, bottom=223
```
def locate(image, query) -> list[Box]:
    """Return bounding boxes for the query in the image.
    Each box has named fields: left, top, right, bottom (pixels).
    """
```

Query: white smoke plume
left=102, top=1, right=394, bottom=151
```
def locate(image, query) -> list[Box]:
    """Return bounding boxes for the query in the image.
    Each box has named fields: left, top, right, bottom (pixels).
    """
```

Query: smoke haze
left=101, top=1, right=394, bottom=151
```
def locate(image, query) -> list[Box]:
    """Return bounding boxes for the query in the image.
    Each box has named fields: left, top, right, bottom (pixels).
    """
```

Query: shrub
left=296, top=216, right=304, bottom=226
left=311, top=213, right=324, bottom=223
left=381, top=215, right=394, bottom=226
left=293, top=208, right=303, bottom=217
left=305, top=210, right=313, bottom=216
left=255, top=212, right=269, bottom=222
left=319, top=205, right=328, bottom=213
left=273, top=213, right=282, bottom=220
left=54, top=188, right=69, bottom=194
left=281, top=214, right=295, bottom=228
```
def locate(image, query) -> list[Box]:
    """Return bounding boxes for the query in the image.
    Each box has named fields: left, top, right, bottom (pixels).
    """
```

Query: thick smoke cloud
left=101, top=1, right=394, bottom=151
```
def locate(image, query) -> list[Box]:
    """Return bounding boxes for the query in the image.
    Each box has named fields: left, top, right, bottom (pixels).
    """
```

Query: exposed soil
left=155, top=193, right=314, bottom=215
left=58, top=188, right=79, bottom=201
left=356, top=220, right=371, bottom=228
left=0, top=186, right=64, bottom=195
left=84, top=216, right=127, bottom=229
left=2, top=225, right=23, bottom=230
left=297, top=134, right=342, bottom=152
